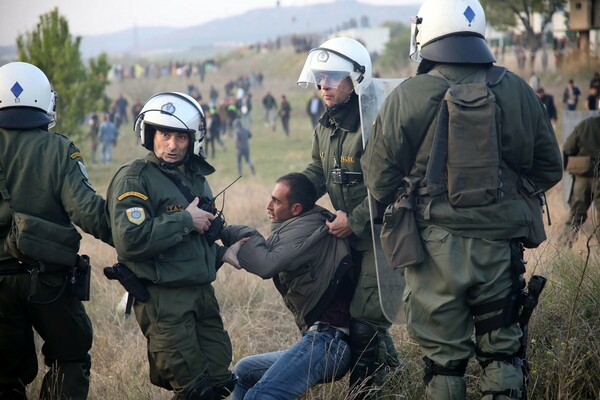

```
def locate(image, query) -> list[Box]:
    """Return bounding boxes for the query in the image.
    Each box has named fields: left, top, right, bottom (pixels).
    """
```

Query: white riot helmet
left=0, top=61, right=57, bottom=129
left=297, top=37, right=372, bottom=95
left=134, top=92, right=207, bottom=158
left=409, top=0, right=495, bottom=64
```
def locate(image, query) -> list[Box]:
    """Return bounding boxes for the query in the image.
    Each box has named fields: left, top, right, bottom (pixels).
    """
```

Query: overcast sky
left=1, top=0, right=420, bottom=46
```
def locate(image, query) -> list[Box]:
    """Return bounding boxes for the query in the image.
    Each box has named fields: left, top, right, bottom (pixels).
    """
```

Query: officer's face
left=319, top=76, right=353, bottom=108
left=153, top=130, right=189, bottom=163
left=267, top=182, right=298, bottom=222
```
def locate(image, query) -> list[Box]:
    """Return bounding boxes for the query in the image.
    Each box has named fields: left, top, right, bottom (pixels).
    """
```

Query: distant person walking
left=98, top=113, right=118, bottom=164
left=279, top=94, right=291, bottom=136
left=210, top=85, right=219, bottom=107
left=116, top=93, right=129, bottom=124
left=589, top=71, right=600, bottom=92
left=536, top=88, right=558, bottom=124
left=225, top=98, right=240, bottom=136
left=238, top=92, right=253, bottom=129
left=563, top=79, right=582, bottom=111
left=586, top=86, right=599, bottom=111
left=131, top=100, right=143, bottom=144
left=233, top=118, right=255, bottom=176
left=262, top=91, right=278, bottom=131
left=205, top=106, right=226, bottom=158
left=306, top=91, right=325, bottom=129
left=88, top=113, right=100, bottom=163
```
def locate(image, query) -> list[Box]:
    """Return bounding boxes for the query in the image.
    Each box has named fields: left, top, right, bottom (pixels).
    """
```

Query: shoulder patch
left=71, top=151, right=82, bottom=160
left=118, top=191, right=149, bottom=201
left=126, top=207, right=146, bottom=225
left=125, top=159, right=148, bottom=178
left=77, top=160, right=96, bottom=192
left=77, top=160, right=90, bottom=180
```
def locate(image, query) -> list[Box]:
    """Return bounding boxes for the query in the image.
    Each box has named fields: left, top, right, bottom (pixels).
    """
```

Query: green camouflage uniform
left=362, top=64, right=563, bottom=399
left=106, top=152, right=233, bottom=397
left=0, top=128, right=112, bottom=399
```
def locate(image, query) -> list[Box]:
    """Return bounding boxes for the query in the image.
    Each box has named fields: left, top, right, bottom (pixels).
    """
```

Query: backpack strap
left=486, top=66, right=507, bottom=87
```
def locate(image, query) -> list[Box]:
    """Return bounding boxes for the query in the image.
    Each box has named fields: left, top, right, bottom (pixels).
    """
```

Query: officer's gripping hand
left=326, top=210, right=353, bottom=238
left=186, top=197, right=216, bottom=234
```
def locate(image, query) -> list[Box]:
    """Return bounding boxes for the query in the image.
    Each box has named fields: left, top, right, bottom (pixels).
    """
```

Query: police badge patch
left=77, top=160, right=96, bottom=191
left=126, top=207, right=146, bottom=225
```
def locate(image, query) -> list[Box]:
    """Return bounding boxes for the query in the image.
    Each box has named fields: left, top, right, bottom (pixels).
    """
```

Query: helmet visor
left=297, top=47, right=354, bottom=90
left=311, top=70, right=351, bottom=90
left=409, top=16, right=422, bottom=62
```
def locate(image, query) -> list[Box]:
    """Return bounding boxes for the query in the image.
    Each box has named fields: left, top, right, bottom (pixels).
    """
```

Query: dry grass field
left=26, top=46, right=600, bottom=399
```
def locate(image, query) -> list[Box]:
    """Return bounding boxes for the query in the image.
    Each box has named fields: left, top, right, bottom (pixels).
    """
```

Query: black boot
left=348, top=320, right=381, bottom=400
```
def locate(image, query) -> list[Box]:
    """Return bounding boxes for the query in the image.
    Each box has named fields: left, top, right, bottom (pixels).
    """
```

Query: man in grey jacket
left=221, top=172, right=356, bottom=400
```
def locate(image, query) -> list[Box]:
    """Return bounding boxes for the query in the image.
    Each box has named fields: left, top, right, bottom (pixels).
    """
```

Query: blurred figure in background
left=233, top=118, right=255, bottom=176
left=536, top=87, right=558, bottom=125
left=88, top=112, right=100, bottom=163
left=98, top=112, right=118, bottom=164
left=279, top=94, right=291, bottom=136
left=306, top=90, right=325, bottom=129
left=262, top=91, right=278, bottom=131
left=563, top=79, right=581, bottom=111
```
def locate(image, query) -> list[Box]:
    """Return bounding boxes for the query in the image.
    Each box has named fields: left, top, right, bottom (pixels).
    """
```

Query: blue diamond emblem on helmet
left=464, top=6, right=475, bottom=24
left=463, top=6, right=475, bottom=24
left=11, top=82, right=24, bottom=98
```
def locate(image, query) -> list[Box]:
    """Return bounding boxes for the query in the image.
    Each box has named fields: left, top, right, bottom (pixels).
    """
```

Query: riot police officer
left=297, top=37, right=399, bottom=399
left=106, top=92, right=235, bottom=399
left=361, top=1, right=563, bottom=399
left=0, top=61, right=112, bottom=399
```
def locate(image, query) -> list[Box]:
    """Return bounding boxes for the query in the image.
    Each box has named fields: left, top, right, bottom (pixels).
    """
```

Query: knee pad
left=423, top=357, right=468, bottom=385
left=479, top=357, right=525, bottom=399
left=213, top=374, right=237, bottom=400
left=186, top=375, right=214, bottom=400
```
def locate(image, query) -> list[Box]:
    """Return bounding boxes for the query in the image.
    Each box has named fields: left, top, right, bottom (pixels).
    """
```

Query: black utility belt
left=0, top=258, right=69, bottom=275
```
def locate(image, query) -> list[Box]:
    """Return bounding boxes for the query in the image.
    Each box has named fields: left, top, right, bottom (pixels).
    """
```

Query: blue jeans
left=233, top=330, right=350, bottom=400
left=100, top=141, right=113, bottom=163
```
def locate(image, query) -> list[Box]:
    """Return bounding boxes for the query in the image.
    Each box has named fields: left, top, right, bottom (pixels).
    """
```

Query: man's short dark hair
left=276, top=173, right=317, bottom=213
